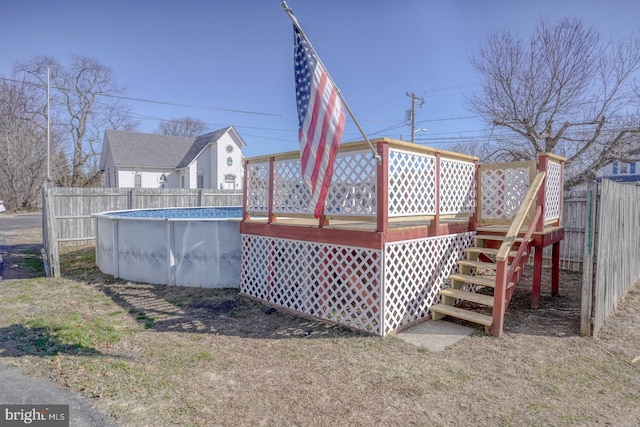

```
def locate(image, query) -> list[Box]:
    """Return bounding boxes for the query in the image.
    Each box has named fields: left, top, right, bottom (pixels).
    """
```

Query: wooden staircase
left=429, top=172, right=546, bottom=336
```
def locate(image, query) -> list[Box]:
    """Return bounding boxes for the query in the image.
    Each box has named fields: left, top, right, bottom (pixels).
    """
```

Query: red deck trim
left=240, top=222, right=384, bottom=249
left=532, top=228, right=565, bottom=247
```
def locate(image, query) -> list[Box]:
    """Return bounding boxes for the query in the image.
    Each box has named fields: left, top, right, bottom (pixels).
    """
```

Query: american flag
left=293, top=25, right=346, bottom=218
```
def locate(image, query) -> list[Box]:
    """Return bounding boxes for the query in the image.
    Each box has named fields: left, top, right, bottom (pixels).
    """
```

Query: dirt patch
left=1, top=245, right=639, bottom=426
left=89, top=276, right=366, bottom=341
left=0, top=244, right=45, bottom=281
left=0, top=226, right=44, bottom=281
left=451, top=267, right=584, bottom=337
left=503, top=267, right=583, bottom=336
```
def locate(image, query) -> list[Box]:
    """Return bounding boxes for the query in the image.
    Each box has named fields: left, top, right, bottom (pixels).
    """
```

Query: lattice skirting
left=240, top=232, right=475, bottom=336
left=383, top=232, right=475, bottom=334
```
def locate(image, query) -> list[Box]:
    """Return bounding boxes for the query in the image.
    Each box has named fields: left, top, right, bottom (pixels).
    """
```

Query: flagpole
left=281, top=1, right=382, bottom=165
left=47, top=67, right=51, bottom=181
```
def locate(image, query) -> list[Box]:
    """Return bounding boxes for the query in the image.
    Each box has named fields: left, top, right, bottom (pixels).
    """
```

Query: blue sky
left=1, top=0, right=639, bottom=158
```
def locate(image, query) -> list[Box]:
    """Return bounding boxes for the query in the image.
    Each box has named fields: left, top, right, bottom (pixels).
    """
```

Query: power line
left=3, top=76, right=634, bottom=145
left=99, top=93, right=284, bottom=117
left=0, top=76, right=283, bottom=117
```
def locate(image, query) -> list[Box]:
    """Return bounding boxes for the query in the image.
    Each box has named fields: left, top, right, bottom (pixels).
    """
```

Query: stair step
left=449, top=273, right=496, bottom=288
left=465, top=247, right=520, bottom=258
left=465, top=246, right=499, bottom=255
left=475, top=234, right=525, bottom=242
left=430, top=304, right=493, bottom=326
left=440, top=288, right=495, bottom=306
left=476, top=226, right=531, bottom=234
left=458, top=259, right=497, bottom=270
left=449, top=274, right=517, bottom=289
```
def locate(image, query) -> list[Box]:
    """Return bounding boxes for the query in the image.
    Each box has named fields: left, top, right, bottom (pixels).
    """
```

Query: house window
left=181, top=175, right=185, bottom=189
left=134, top=174, right=142, bottom=188
left=631, top=163, right=637, bottom=174
left=612, top=161, right=618, bottom=175
left=224, top=174, right=236, bottom=190
left=197, top=174, right=204, bottom=189
left=621, top=162, right=628, bottom=174
left=106, top=168, right=110, bottom=187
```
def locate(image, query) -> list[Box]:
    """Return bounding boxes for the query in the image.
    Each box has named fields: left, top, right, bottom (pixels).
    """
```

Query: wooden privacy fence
left=41, top=185, right=594, bottom=273
left=42, top=185, right=243, bottom=277
left=522, top=190, right=595, bottom=271
left=581, top=180, right=640, bottom=336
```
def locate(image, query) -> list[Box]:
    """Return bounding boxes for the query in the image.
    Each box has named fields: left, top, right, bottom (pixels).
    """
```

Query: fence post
left=580, top=181, right=597, bottom=336
left=41, top=184, right=50, bottom=276
left=43, top=183, right=60, bottom=278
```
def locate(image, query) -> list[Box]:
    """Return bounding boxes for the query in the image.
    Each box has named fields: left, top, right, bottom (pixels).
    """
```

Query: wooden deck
left=243, top=215, right=471, bottom=231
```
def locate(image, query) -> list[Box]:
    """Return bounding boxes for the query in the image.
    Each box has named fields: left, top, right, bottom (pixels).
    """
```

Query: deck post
left=469, top=160, right=479, bottom=231
left=535, top=154, right=548, bottom=233
left=376, top=141, right=389, bottom=233
left=551, top=241, right=560, bottom=296
left=551, top=157, right=565, bottom=297
left=532, top=247, right=543, bottom=310
left=430, top=153, right=441, bottom=235
left=268, top=156, right=275, bottom=224
left=490, top=260, right=508, bottom=336
left=531, top=154, right=549, bottom=309
left=242, top=160, right=250, bottom=221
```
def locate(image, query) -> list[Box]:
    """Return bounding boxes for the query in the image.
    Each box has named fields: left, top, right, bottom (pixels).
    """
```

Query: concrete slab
left=396, top=320, right=476, bottom=352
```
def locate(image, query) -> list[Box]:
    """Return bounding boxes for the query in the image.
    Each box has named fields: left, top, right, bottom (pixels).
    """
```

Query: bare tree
left=0, top=77, right=48, bottom=210
left=15, top=55, right=138, bottom=186
left=466, top=17, right=640, bottom=188
left=156, top=116, right=207, bottom=137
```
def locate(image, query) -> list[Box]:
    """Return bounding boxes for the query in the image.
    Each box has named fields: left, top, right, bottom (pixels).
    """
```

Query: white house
left=99, top=126, right=246, bottom=189
left=598, top=160, right=640, bottom=184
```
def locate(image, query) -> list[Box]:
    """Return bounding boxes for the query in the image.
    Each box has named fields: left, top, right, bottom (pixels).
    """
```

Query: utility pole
left=406, top=91, right=424, bottom=143
left=47, top=67, right=51, bottom=181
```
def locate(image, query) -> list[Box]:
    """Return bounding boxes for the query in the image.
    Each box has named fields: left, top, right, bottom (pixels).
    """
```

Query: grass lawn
left=0, top=246, right=638, bottom=426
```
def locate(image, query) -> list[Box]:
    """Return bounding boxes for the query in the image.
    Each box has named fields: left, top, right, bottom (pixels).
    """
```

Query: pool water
left=106, top=206, right=243, bottom=219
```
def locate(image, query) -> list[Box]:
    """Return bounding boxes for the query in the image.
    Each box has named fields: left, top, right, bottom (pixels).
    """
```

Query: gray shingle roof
left=175, top=127, right=231, bottom=169
left=103, top=130, right=194, bottom=169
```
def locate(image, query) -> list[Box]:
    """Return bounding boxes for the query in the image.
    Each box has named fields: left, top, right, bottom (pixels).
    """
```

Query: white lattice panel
left=269, top=150, right=376, bottom=216
left=388, top=149, right=437, bottom=217
left=383, top=232, right=475, bottom=334
left=545, top=161, right=562, bottom=222
left=326, top=150, right=377, bottom=216
left=273, top=158, right=312, bottom=215
left=240, top=235, right=382, bottom=334
left=440, top=159, right=476, bottom=215
left=246, top=161, right=270, bottom=213
left=481, top=167, right=530, bottom=220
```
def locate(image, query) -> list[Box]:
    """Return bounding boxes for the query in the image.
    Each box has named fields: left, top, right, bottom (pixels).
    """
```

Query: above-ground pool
left=94, top=207, right=243, bottom=288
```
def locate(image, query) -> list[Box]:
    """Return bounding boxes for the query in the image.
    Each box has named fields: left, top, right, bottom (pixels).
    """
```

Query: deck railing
left=243, top=138, right=478, bottom=230
left=476, top=153, right=565, bottom=227
left=243, top=140, right=564, bottom=231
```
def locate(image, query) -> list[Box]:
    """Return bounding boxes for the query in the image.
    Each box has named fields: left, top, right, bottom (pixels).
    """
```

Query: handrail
left=496, top=172, right=546, bottom=261
left=506, top=205, right=542, bottom=280
left=244, top=137, right=480, bottom=164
